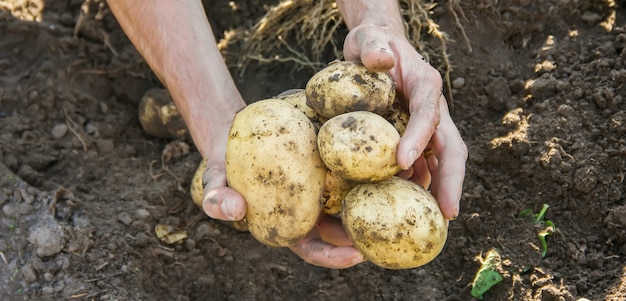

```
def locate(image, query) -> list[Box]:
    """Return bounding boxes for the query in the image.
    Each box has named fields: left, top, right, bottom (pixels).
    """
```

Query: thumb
left=344, top=24, right=396, bottom=72
left=201, top=160, right=246, bottom=221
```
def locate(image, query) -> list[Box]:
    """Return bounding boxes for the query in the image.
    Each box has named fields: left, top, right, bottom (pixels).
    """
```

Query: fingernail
left=449, top=204, right=460, bottom=221
left=407, top=149, right=418, bottom=167
left=221, top=198, right=237, bottom=221
left=351, top=255, right=365, bottom=265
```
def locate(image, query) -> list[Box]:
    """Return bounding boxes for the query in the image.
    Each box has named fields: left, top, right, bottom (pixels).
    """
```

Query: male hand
left=343, top=24, right=468, bottom=220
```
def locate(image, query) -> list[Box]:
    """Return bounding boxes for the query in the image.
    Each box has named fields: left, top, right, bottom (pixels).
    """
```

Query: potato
left=305, top=61, right=396, bottom=118
left=341, top=177, right=448, bottom=269
left=190, top=157, right=207, bottom=208
left=384, top=102, right=410, bottom=136
left=317, top=111, right=401, bottom=182
left=274, top=89, right=326, bottom=131
left=138, top=88, right=188, bottom=139
left=226, top=99, right=326, bottom=247
left=190, top=158, right=248, bottom=232
left=321, top=168, right=357, bottom=215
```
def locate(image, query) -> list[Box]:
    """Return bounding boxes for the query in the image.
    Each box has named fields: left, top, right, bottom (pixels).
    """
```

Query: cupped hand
left=198, top=110, right=363, bottom=269
left=343, top=24, right=468, bottom=220
left=289, top=214, right=365, bottom=269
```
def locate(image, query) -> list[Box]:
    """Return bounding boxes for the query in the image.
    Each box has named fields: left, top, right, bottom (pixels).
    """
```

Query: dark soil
left=1, top=0, right=625, bottom=300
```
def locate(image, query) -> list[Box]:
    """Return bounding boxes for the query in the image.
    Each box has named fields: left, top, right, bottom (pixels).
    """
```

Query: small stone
left=2, top=202, right=19, bottom=218
left=28, top=224, right=67, bottom=258
left=451, top=77, right=465, bottom=89
left=194, top=222, right=221, bottom=241
left=557, top=104, right=575, bottom=117
left=118, top=212, right=133, bottom=226
left=135, top=209, right=151, bottom=220
left=51, top=124, right=68, bottom=139
left=21, top=262, right=37, bottom=282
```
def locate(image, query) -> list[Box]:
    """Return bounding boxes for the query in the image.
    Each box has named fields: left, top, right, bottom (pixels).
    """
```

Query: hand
left=198, top=112, right=365, bottom=269
left=289, top=214, right=365, bottom=269
left=108, top=0, right=364, bottom=269
left=343, top=24, right=468, bottom=220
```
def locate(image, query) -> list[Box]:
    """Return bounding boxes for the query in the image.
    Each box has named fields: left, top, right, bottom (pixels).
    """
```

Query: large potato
left=342, top=177, right=448, bottom=269
left=305, top=61, right=396, bottom=118
left=226, top=99, right=326, bottom=247
left=317, top=111, right=401, bottom=182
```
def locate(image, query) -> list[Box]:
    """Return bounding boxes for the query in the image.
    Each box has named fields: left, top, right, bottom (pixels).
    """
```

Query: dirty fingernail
left=221, top=198, right=237, bottom=221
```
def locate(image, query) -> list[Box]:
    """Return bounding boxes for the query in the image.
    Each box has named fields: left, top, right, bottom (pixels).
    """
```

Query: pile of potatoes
left=214, top=61, right=447, bottom=269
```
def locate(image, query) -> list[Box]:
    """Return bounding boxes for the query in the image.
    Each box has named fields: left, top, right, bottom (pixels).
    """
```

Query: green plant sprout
left=471, top=249, right=504, bottom=299
left=519, top=204, right=555, bottom=258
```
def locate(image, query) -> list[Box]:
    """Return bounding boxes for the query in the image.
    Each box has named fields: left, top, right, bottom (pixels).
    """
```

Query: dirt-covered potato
left=190, top=157, right=207, bottom=208
left=137, top=88, right=188, bottom=139
left=342, top=177, right=448, bottom=269
left=305, top=61, right=396, bottom=118
left=190, top=158, right=248, bottom=232
left=226, top=99, right=326, bottom=247
left=274, top=89, right=326, bottom=131
left=384, top=102, right=410, bottom=136
left=321, top=169, right=357, bottom=215
left=317, top=111, right=401, bottom=182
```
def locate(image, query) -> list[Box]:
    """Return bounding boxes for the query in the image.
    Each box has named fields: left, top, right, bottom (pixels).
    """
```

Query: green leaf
left=471, top=249, right=504, bottom=299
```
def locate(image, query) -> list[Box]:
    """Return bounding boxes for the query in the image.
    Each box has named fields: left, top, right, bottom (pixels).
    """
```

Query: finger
left=289, top=231, right=365, bottom=269
left=410, top=155, right=432, bottom=189
left=202, top=186, right=247, bottom=221
left=429, top=96, right=468, bottom=220
left=316, top=214, right=352, bottom=247
left=343, top=25, right=396, bottom=72
left=397, top=101, right=439, bottom=170
left=395, top=166, right=414, bottom=179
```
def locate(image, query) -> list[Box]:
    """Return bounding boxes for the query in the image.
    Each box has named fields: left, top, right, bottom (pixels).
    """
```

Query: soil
left=1, top=0, right=625, bottom=300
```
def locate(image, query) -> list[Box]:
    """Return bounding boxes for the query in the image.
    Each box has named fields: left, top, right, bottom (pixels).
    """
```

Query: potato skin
left=321, top=168, right=357, bottom=215
left=341, top=177, right=448, bottom=269
left=226, top=99, right=325, bottom=247
left=274, top=89, right=325, bottom=131
left=317, top=111, right=401, bottom=182
left=305, top=61, right=396, bottom=118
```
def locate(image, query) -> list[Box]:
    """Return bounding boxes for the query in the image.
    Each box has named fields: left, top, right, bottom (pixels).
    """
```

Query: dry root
left=221, top=0, right=470, bottom=103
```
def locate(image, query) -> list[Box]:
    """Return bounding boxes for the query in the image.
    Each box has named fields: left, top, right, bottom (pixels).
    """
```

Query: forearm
left=107, top=0, right=245, bottom=156
left=335, top=0, right=404, bottom=32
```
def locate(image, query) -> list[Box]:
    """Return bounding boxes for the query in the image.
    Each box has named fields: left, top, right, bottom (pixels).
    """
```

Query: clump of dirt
left=0, top=0, right=625, bottom=300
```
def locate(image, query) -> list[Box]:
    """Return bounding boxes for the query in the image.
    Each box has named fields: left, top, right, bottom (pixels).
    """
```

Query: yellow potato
left=137, top=88, right=188, bottom=139
left=317, top=111, right=401, bottom=182
left=341, top=177, right=448, bottom=269
left=384, top=102, right=410, bottom=136
left=321, top=168, right=357, bottom=215
left=274, top=89, right=326, bottom=131
left=226, top=99, right=325, bottom=247
left=305, top=61, right=396, bottom=118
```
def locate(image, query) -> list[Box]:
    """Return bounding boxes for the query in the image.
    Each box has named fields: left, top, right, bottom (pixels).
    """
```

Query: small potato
left=341, top=177, right=448, bottom=269
left=305, top=61, right=396, bottom=118
left=317, top=111, right=401, bottom=182
left=321, top=169, right=357, bottom=215
left=138, top=88, right=188, bottom=139
left=226, top=99, right=326, bottom=247
left=384, top=102, right=410, bottom=136
left=274, top=89, right=326, bottom=131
